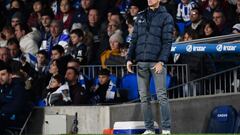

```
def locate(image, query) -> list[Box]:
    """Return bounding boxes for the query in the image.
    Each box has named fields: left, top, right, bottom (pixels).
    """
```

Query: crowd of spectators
left=0, top=0, right=240, bottom=107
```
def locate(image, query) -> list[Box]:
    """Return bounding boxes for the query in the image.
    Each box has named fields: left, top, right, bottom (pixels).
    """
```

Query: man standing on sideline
left=127, top=0, right=174, bottom=134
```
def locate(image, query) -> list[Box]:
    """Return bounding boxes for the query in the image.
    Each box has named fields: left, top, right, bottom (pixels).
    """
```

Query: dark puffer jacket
left=127, top=6, right=174, bottom=63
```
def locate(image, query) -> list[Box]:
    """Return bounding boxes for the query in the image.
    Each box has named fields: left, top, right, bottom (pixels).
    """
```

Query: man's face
left=37, top=53, right=46, bottom=65
left=11, top=18, right=20, bottom=28
left=209, top=0, right=218, bottom=9
left=147, top=0, right=160, bottom=7
left=107, top=20, right=118, bottom=36
left=33, top=1, right=42, bottom=12
left=213, top=12, right=224, bottom=26
left=88, top=9, right=99, bottom=25
left=65, top=69, right=78, bottom=83
left=7, top=44, right=20, bottom=58
left=50, top=22, right=61, bottom=38
left=51, top=50, right=62, bottom=60
left=81, top=0, right=91, bottom=10
left=190, top=10, right=200, bottom=23
left=129, top=6, right=139, bottom=16
left=0, top=69, right=11, bottom=85
left=0, top=48, right=9, bottom=62
left=14, top=25, right=24, bottom=40
left=41, top=16, right=51, bottom=28
left=98, top=75, right=109, bottom=85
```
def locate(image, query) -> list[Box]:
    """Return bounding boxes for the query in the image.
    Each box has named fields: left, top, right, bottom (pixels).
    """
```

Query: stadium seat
left=120, top=73, right=139, bottom=101
left=207, top=105, right=237, bottom=133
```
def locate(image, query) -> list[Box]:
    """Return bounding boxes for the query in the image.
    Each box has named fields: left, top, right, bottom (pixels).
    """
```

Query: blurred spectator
left=42, top=20, right=70, bottom=53
left=28, top=0, right=44, bottom=28
left=0, top=60, right=29, bottom=133
left=6, top=38, right=21, bottom=59
left=203, top=0, right=221, bottom=19
left=0, top=26, right=15, bottom=47
left=73, top=0, right=94, bottom=25
left=236, top=0, right=240, bottom=14
left=203, top=19, right=219, bottom=38
left=39, top=8, right=54, bottom=49
left=176, top=0, right=196, bottom=23
left=83, top=8, right=105, bottom=64
left=0, top=47, right=22, bottom=79
left=35, top=50, right=49, bottom=76
left=11, top=11, right=23, bottom=28
left=173, top=24, right=182, bottom=42
left=182, top=30, right=199, bottom=41
left=90, top=68, right=116, bottom=104
left=67, top=29, right=87, bottom=64
left=14, top=23, right=39, bottom=54
left=7, top=0, right=26, bottom=24
left=128, top=0, right=140, bottom=18
left=65, top=67, right=88, bottom=105
left=100, top=32, right=125, bottom=68
left=212, top=9, right=232, bottom=35
left=126, top=15, right=134, bottom=44
left=43, top=74, right=71, bottom=106
left=110, top=10, right=128, bottom=38
left=186, top=7, right=206, bottom=38
left=67, top=59, right=87, bottom=90
left=56, top=0, right=75, bottom=30
left=51, top=45, right=65, bottom=60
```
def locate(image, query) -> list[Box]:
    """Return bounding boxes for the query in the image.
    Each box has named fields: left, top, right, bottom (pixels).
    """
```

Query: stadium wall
left=26, top=93, right=240, bottom=134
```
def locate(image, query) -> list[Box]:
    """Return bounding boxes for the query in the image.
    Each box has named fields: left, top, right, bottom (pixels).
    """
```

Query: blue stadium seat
left=120, top=73, right=139, bottom=101
left=149, top=74, right=172, bottom=98
left=207, top=105, right=237, bottom=133
left=176, top=22, right=185, bottom=36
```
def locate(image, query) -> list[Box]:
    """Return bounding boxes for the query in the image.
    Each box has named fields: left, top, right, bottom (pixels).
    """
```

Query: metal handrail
left=167, top=65, right=240, bottom=91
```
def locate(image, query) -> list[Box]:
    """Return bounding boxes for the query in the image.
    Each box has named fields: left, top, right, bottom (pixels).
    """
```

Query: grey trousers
left=137, top=62, right=171, bottom=131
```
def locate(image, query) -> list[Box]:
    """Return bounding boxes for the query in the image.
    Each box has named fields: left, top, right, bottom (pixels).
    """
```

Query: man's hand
left=127, top=61, right=134, bottom=73
left=152, top=62, right=164, bottom=74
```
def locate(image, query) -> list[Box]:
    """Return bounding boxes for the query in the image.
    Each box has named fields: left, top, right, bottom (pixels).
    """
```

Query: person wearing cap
left=11, top=11, right=23, bottom=28
left=127, top=0, right=173, bottom=134
left=100, top=32, right=125, bottom=69
left=90, top=68, right=116, bottom=104
left=0, top=60, right=29, bottom=132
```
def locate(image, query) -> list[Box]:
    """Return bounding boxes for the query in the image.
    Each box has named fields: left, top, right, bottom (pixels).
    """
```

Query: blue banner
left=171, top=43, right=240, bottom=54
